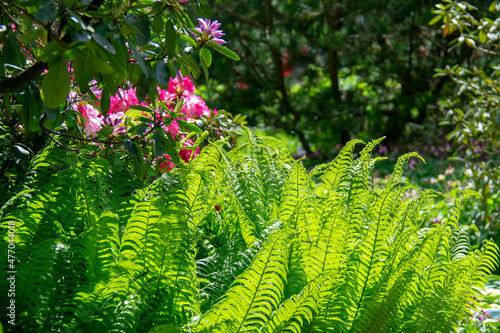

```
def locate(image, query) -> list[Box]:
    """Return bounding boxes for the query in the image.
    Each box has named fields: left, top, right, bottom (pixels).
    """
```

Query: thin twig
left=44, top=127, right=123, bottom=145
left=45, top=132, right=81, bottom=153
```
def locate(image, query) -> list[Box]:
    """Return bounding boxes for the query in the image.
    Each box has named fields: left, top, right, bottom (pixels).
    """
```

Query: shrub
left=0, top=130, right=497, bottom=332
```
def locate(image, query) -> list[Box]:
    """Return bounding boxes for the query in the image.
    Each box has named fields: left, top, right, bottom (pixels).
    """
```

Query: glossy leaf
left=34, top=4, right=57, bottom=23
left=124, top=139, right=139, bottom=156
left=41, top=58, right=71, bottom=110
left=206, top=41, right=240, bottom=61
left=177, top=119, right=202, bottom=134
left=165, top=20, right=177, bottom=59
left=92, top=33, right=116, bottom=55
left=155, top=61, right=169, bottom=87
left=200, top=48, right=212, bottom=67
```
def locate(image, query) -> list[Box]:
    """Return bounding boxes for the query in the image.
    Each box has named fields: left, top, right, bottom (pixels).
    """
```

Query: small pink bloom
left=79, top=104, right=103, bottom=136
left=235, top=82, right=249, bottom=90
left=179, top=139, right=200, bottom=163
left=109, top=88, right=140, bottom=114
left=156, top=154, right=175, bottom=173
left=164, top=120, right=179, bottom=137
left=164, top=75, right=195, bottom=100
left=181, top=94, right=209, bottom=117
left=194, top=18, right=226, bottom=45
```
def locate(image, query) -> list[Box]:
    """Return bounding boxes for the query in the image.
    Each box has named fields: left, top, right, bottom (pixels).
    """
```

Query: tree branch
left=0, top=62, right=48, bottom=93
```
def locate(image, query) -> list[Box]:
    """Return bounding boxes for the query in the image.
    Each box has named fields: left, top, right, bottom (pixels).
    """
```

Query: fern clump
left=1, top=130, right=498, bottom=333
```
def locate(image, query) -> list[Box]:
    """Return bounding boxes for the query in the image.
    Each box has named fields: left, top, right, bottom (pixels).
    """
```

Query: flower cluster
left=194, top=18, right=226, bottom=45
left=75, top=74, right=215, bottom=173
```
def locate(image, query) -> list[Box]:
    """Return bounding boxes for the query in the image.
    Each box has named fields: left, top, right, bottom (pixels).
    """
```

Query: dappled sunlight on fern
left=1, top=130, right=498, bottom=332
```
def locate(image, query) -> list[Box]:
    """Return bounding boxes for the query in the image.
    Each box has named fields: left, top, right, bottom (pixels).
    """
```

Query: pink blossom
left=158, top=158, right=175, bottom=173
left=163, top=120, right=179, bottom=136
left=160, top=75, right=195, bottom=101
left=89, top=80, right=102, bottom=99
left=104, top=112, right=127, bottom=135
left=235, top=82, right=249, bottom=90
left=181, top=94, right=210, bottom=117
left=195, top=18, right=226, bottom=45
left=179, top=138, right=200, bottom=163
left=109, top=88, right=140, bottom=114
left=79, top=104, right=103, bottom=136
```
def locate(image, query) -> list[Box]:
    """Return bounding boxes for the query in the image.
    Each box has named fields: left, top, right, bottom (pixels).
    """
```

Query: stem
left=0, top=62, right=48, bottom=94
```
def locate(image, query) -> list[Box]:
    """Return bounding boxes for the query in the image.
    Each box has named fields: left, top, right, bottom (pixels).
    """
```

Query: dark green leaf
left=155, top=61, right=169, bottom=86
left=153, top=130, right=164, bottom=158
left=177, top=119, right=202, bottom=134
left=34, top=4, right=57, bottom=23
left=18, top=30, right=44, bottom=44
left=164, top=133, right=182, bottom=166
left=165, top=20, right=177, bottom=59
left=41, top=58, right=71, bottom=109
left=3, top=33, right=20, bottom=66
left=134, top=16, right=151, bottom=47
left=13, top=144, right=32, bottom=156
left=129, top=105, right=152, bottom=112
left=206, top=41, right=240, bottom=60
left=92, top=33, right=116, bottom=54
left=71, top=30, right=91, bottom=42
left=66, top=8, right=87, bottom=30
left=72, top=51, right=95, bottom=92
left=124, top=139, right=139, bottom=156
left=151, top=2, right=165, bottom=15
left=136, top=75, right=149, bottom=103
left=196, top=0, right=212, bottom=19
left=152, top=15, right=164, bottom=36
left=132, top=153, right=146, bottom=180
left=84, top=11, right=107, bottom=18
left=100, top=87, right=110, bottom=116
left=44, top=104, right=57, bottom=122
left=130, top=45, right=154, bottom=82
left=97, top=125, right=113, bottom=136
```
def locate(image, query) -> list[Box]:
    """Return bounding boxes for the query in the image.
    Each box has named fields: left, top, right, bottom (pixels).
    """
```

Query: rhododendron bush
left=72, top=72, right=239, bottom=179
left=0, top=0, right=244, bottom=183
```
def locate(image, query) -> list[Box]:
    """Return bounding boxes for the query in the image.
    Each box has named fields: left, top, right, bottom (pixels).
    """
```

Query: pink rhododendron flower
left=89, top=80, right=102, bottom=99
left=110, top=88, right=141, bottom=114
left=179, top=138, right=200, bottom=163
left=195, top=18, right=226, bottom=45
left=181, top=94, right=210, bottom=117
left=235, top=82, right=249, bottom=90
left=157, top=156, right=175, bottom=173
left=163, top=120, right=180, bottom=136
left=79, top=104, right=103, bottom=136
left=160, top=75, right=196, bottom=101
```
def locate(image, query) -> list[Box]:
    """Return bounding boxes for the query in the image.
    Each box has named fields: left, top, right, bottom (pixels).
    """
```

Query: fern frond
left=190, top=230, right=291, bottom=332
left=279, top=162, right=310, bottom=229
left=314, top=139, right=363, bottom=195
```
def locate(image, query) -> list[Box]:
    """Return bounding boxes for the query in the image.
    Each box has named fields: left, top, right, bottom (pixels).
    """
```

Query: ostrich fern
left=0, top=130, right=498, bottom=332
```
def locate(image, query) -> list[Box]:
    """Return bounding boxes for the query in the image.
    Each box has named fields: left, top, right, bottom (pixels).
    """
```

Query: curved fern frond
left=190, top=230, right=291, bottom=332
